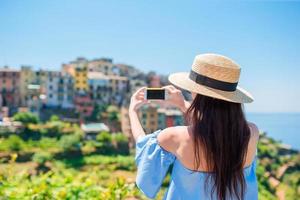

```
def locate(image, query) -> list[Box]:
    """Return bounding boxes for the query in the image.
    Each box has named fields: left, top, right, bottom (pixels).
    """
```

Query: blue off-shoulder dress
left=135, top=130, right=258, bottom=200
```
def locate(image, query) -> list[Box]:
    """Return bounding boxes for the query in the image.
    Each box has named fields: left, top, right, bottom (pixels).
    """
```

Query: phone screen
left=146, top=88, right=165, bottom=100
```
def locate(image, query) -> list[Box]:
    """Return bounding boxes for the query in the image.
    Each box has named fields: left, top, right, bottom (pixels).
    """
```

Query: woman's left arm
left=129, top=87, right=148, bottom=141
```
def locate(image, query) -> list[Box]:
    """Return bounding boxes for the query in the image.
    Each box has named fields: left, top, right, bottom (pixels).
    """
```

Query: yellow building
left=62, top=57, right=89, bottom=93
left=139, top=104, right=158, bottom=133
left=20, top=66, right=35, bottom=106
left=74, top=64, right=89, bottom=92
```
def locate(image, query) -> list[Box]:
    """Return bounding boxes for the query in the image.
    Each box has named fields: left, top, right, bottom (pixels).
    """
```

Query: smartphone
left=145, top=88, right=167, bottom=100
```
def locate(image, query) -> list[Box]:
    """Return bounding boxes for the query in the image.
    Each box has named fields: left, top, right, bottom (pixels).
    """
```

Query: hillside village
left=0, top=57, right=184, bottom=144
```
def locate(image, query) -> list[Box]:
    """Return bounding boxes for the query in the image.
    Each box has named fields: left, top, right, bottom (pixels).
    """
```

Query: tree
left=13, top=112, right=39, bottom=125
left=96, top=131, right=112, bottom=143
left=113, top=133, right=129, bottom=155
left=107, top=105, right=120, bottom=122
left=6, top=135, right=24, bottom=152
left=87, top=104, right=107, bottom=122
left=105, top=105, right=121, bottom=132
left=59, top=134, right=81, bottom=152
left=33, top=151, right=53, bottom=173
left=95, top=131, right=114, bottom=154
left=49, top=115, right=60, bottom=122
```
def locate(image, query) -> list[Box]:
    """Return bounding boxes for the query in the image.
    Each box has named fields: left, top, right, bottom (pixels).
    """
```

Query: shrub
left=33, top=151, right=53, bottom=166
left=26, top=137, right=59, bottom=150
left=49, top=115, right=60, bottom=122
left=113, top=133, right=129, bottom=155
left=42, top=121, right=66, bottom=138
left=6, top=135, right=25, bottom=152
left=96, top=131, right=112, bottom=143
left=59, top=134, right=81, bottom=152
left=95, top=132, right=114, bottom=154
left=13, top=112, right=39, bottom=125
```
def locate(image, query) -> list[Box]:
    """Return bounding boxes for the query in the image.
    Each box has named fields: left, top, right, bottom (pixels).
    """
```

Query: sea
left=246, top=113, right=300, bottom=150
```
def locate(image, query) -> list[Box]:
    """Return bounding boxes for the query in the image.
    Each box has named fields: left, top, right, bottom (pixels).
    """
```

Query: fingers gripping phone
left=144, top=88, right=167, bottom=100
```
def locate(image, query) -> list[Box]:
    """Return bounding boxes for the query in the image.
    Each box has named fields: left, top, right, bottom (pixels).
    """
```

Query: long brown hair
left=185, top=93, right=251, bottom=200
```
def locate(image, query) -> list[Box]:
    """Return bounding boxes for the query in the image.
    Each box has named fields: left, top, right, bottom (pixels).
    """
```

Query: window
left=67, top=95, right=72, bottom=101
left=58, top=94, right=63, bottom=101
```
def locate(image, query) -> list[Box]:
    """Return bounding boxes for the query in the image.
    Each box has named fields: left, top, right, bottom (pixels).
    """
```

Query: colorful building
left=115, top=64, right=142, bottom=78
left=107, top=75, right=128, bottom=106
left=88, top=58, right=120, bottom=76
left=74, top=64, right=89, bottom=93
left=46, top=72, right=74, bottom=108
left=87, top=71, right=128, bottom=106
left=88, top=72, right=110, bottom=104
left=20, top=66, right=35, bottom=106
left=164, top=109, right=184, bottom=127
left=62, top=57, right=131, bottom=107
left=34, top=69, right=49, bottom=95
left=74, top=94, right=94, bottom=121
left=62, top=57, right=87, bottom=77
left=139, top=105, right=184, bottom=133
left=0, top=67, right=21, bottom=115
left=63, top=57, right=89, bottom=93
left=139, top=104, right=159, bottom=133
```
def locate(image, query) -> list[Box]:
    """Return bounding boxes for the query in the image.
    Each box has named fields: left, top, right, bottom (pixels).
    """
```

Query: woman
left=129, top=54, right=259, bottom=200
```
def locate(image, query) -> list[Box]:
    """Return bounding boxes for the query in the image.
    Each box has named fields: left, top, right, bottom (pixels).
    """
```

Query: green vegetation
left=12, top=112, right=39, bottom=125
left=257, top=132, right=300, bottom=200
left=0, top=112, right=299, bottom=199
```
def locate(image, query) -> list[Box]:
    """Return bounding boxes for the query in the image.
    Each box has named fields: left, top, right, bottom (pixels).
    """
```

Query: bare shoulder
left=157, top=126, right=187, bottom=154
left=248, top=122, right=259, bottom=141
left=245, top=122, right=259, bottom=166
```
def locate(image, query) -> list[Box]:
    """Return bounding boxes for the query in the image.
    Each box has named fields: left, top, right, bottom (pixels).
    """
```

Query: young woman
left=129, top=54, right=259, bottom=200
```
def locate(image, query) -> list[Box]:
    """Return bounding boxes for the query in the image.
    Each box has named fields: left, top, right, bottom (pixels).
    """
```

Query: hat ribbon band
left=189, top=70, right=238, bottom=92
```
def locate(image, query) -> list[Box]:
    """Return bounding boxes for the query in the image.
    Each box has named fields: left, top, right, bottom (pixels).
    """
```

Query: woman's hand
left=161, top=85, right=191, bottom=113
left=129, top=87, right=148, bottom=113
left=155, top=85, right=191, bottom=112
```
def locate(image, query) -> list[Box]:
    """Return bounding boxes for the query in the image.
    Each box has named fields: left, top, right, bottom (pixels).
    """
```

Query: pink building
left=74, top=94, right=94, bottom=122
left=0, top=68, right=21, bottom=113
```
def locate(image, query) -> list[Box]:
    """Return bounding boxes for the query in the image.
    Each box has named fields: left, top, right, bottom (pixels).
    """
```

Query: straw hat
left=168, top=53, right=254, bottom=103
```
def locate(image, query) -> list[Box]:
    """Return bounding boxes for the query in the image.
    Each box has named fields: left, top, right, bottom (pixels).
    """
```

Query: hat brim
left=168, top=72, right=254, bottom=103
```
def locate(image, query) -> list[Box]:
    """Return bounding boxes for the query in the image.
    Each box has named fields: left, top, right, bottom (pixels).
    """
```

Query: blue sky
left=0, top=0, right=299, bottom=113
